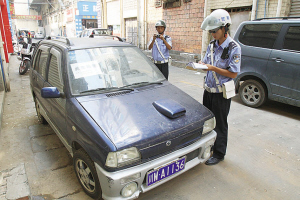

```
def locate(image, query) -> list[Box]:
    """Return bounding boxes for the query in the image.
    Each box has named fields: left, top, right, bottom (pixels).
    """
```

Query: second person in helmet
left=148, top=20, right=172, bottom=80
left=200, top=9, right=241, bottom=165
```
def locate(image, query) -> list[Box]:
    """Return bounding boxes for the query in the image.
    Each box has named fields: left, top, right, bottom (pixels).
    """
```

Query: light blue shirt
left=202, top=36, right=241, bottom=92
left=148, top=34, right=172, bottom=62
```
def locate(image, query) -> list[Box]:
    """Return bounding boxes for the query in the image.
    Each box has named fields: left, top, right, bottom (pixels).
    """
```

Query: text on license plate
left=146, top=157, right=186, bottom=186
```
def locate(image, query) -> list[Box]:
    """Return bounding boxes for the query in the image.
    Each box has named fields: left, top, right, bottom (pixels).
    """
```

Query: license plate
left=146, top=157, right=186, bottom=186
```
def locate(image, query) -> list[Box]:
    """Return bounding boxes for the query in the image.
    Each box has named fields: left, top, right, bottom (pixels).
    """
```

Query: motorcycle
left=19, top=40, right=35, bottom=75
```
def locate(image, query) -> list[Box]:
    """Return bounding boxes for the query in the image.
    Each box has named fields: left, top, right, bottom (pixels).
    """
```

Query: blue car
left=29, top=37, right=217, bottom=200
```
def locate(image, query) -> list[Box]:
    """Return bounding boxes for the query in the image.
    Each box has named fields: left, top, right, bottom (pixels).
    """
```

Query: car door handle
left=271, top=58, right=284, bottom=63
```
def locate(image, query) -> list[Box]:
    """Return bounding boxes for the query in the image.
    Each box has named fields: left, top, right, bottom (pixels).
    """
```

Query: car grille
left=140, top=126, right=202, bottom=160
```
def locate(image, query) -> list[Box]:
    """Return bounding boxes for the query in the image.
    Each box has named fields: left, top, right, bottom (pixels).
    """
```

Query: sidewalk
left=0, top=54, right=32, bottom=200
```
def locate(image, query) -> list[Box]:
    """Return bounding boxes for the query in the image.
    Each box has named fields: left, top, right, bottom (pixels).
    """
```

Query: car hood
left=76, top=83, right=213, bottom=158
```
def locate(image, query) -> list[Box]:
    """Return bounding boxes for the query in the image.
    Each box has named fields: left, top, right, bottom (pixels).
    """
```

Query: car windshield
left=93, top=29, right=111, bottom=35
left=68, top=46, right=165, bottom=95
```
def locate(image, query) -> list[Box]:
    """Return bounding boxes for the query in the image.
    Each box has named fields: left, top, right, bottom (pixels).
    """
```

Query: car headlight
left=106, top=147, right=141, bottom=168
left=202, top=117, right=216, bottom=135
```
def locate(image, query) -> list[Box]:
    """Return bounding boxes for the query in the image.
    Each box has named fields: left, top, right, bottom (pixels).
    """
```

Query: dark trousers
left=155, top=63, right=169, bottom=80
left=203, top=90, right=231, bottom=159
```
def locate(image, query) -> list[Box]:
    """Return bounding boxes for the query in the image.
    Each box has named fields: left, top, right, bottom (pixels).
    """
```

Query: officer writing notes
left=148, top=20, right=172, bottom=80
left=200, top=9, right=241, bottom=165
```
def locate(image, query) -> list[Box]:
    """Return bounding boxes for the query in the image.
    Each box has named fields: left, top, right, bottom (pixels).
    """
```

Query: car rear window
left=283, top=26, right=300, bottom=52
left=238, top=24, right=282, bottom=49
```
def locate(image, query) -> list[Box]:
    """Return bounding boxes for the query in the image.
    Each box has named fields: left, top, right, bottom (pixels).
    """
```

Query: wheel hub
left=76, top=160, right=95, bottom=193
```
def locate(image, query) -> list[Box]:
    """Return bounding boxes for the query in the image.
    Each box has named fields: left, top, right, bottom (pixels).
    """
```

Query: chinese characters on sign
left=77, top=1, right=97, bottom=16
left=12, top=15, right=42, bottom=20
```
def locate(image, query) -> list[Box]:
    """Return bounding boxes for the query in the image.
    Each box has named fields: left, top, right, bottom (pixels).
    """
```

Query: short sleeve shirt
left=148, top=34, right=172, bottom=62
left=202, top=36, right=241, bottom=92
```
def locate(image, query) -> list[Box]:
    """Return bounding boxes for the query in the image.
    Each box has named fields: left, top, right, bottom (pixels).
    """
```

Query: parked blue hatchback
left=29, top=37, right=217, bottom=200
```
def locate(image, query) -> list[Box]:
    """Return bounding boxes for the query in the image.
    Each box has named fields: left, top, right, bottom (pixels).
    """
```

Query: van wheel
left=239, top=80, right=267, bottom=108
left=73, top=149, right=102, bottom=200
left=34, top=97, right=47, bottom=124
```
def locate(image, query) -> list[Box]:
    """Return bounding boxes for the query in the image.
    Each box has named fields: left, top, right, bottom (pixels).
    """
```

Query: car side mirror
left=41, top=87, right=61, bottom=98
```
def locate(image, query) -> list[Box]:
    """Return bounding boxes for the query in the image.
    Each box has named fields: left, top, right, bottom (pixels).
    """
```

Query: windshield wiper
left=80, top=87, right=134, bottom=94
left=123, top=81, right=163, bottom=88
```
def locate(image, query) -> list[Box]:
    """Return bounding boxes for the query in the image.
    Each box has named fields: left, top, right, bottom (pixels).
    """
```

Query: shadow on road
left=232, top=96, right=300, bottom=121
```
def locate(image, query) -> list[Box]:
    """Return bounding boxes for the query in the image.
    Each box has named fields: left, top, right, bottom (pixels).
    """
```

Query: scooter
left=19, top=41, right=34, bottom=75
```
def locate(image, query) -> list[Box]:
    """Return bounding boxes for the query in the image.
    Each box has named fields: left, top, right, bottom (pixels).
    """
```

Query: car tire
left=19, top=60, right=30, bottom=75
left=239, top=79, right=267, bottom=108
left=73, top=149, right=102, bottom=200
left=34, top=97, right=47, bottom=124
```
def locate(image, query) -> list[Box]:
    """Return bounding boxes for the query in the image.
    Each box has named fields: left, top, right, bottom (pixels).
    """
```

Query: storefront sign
left=77, top=1, right=97, bottom=16
left=13, top=15, right=42, bottom=20
left=82, top=15, right=97, bottom=19
left=67, top=8, right=73, bottom=22
left=9, top=2, right=14, bottom=17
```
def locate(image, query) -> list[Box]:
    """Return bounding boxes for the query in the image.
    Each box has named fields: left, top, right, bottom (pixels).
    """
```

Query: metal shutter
left=289, top=0, right=300, bottom=17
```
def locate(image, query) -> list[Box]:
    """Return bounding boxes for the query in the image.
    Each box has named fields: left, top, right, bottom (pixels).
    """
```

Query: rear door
left=267, top=24, right=300, bottom=102
left=43, top=47, right=68, bottom=142
left=31, top=45, right=50, bottom=113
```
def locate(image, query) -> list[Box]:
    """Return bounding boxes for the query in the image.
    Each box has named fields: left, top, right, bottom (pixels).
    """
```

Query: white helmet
left=201, top=9, right=231, bottom=31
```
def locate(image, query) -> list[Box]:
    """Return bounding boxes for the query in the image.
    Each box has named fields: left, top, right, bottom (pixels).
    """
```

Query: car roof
left=40, top=37, right=132, bottom=50
left=247, top=17, right=300, bottom=24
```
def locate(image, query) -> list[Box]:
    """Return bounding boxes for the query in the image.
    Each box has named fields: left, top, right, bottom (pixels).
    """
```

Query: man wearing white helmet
left=148, top=20, right=172, bottom=79
left=200, top=9, right=241, bottom=165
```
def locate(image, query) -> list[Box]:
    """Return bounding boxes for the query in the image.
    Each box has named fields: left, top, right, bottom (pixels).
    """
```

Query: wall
left=107, top=0, right=121, bottom=36
left=207, top=0, right=290, bottom=19
left=147, top=0, right=205, bottom=54
left=0, top=31, right=5, bottom=91
left=13, top=0, right=39, bottom=32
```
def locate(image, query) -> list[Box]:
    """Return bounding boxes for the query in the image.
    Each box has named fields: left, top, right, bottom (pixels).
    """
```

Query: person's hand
left=198, top=61, right=212, bottom=71
left=153, top=34, right=157, bottom=40
left=204, top=64, right=215, bottom=71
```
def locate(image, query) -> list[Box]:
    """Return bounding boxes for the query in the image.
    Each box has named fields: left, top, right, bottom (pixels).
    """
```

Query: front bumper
left=95, top=130, right=216, bottom=200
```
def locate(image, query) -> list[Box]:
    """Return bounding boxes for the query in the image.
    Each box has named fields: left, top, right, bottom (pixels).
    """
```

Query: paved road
left=0, top=54, right=299, bottom=200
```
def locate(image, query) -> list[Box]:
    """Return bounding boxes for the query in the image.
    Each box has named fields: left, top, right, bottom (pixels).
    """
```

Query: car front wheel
left=73, top=149, right=102, bottom=200
left=239, top=80, right=267, bottom=108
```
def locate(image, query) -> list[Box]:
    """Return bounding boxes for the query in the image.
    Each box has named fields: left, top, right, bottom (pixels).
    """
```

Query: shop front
left=76, top=1, right=98, bottom=36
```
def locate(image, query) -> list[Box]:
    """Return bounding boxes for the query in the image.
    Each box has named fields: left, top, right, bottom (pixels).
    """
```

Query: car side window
left=33, top=50, right=41, bottom=71
left=38, top=49, right=49, bottom=79
left=48, top=48, right=64, bottom=92
left=238, top=24, right=282, bottom=49
left=283, top=26, right=300, bottom=52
